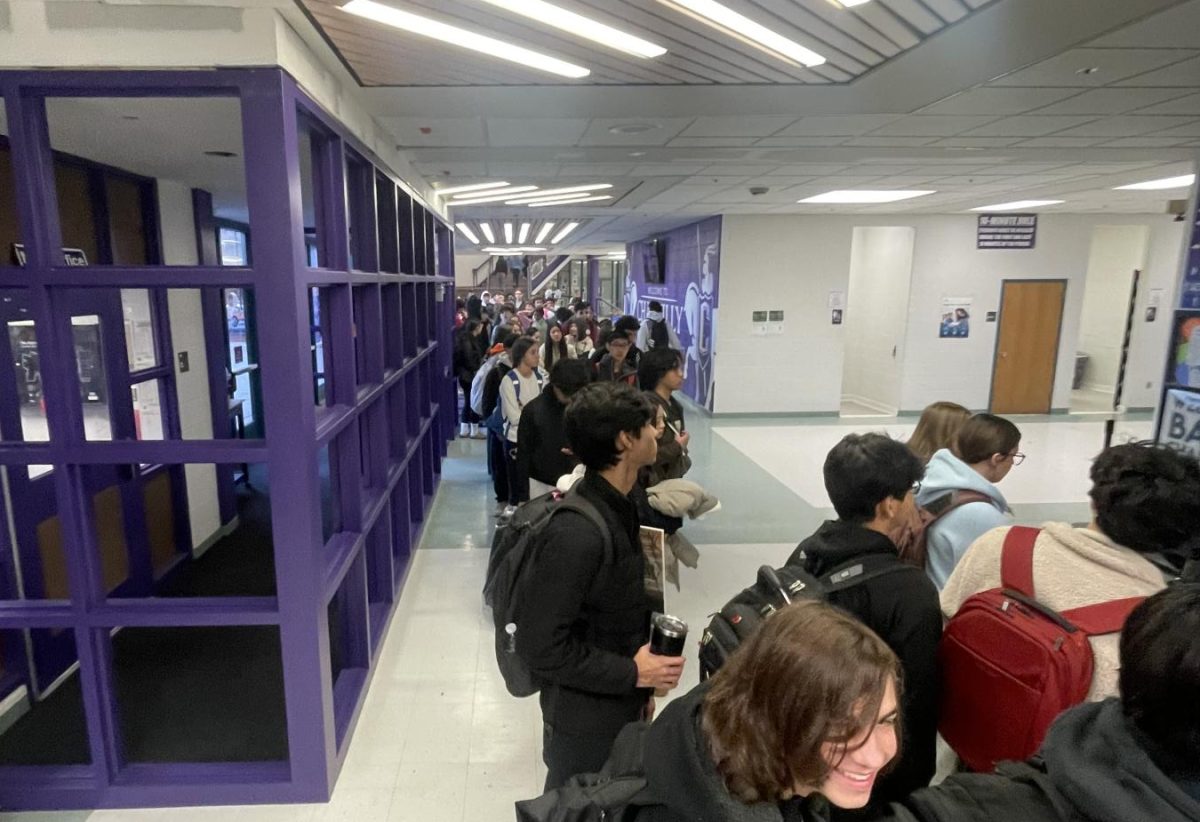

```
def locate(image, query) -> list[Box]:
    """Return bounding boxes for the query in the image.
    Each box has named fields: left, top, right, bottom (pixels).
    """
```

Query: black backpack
left=649, top=319, right=670, bottom=349
left=698, top=556, right=909, bottom=680
left=515, top=722, right=657, bottom=822
left=484, top=487, right=611, bottom=698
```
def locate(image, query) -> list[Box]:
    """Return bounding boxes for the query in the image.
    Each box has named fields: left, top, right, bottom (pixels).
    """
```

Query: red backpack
left=938, top=526, right=1144, bottom=773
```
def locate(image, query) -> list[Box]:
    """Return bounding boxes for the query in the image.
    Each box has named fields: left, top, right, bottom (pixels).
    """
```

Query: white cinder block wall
left=715, top=213, right=1186, bottom=415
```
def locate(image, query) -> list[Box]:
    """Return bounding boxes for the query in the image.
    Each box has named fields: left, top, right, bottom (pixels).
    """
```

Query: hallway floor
left=0, top=407, right=1155, bottom=821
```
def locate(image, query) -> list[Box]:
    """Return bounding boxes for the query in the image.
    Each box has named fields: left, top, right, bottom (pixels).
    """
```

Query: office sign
left=977, top=214, right=1037, bottom=249
left=11, top=244, right=89, bottom=267
left=1159, top=388, right=1200, bottom=461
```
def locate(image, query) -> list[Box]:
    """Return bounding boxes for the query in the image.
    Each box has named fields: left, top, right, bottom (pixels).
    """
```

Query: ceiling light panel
left=455, top=222, right=480, bottom=244
left=551, top=222, right=580, bottom=243
left=799, top=190, right=936, bottom=204
left=1114, top=174, right=1196, bottom=190
left=518, top=223, right=531, bottom=243
left=479, top=222, right=496, bottom=243
left=436, top=181, right=509, bottom=196
left=340, top=0, right=591, bottom=79
left=477, top=0, right=666, bottom=58
left=509, top=192, right=612, bottom=206
left=656, top=0, right=826, bottom=67
left=503, top=222, right=514, bottom=243
left=529, top=195, right=612, bottom=207
left=502, top=184, right=614, bottom=203
left=534, top=222, right=555, bottom=244
left=448, top=186, right=541, bottom=205
left=970, top=200, right=1065, bottom=211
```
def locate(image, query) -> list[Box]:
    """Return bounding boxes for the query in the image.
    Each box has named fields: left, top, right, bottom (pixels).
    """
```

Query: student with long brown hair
left=631, top=600, right=902, bottom=821
left=906, top=402, right=970, bottom=464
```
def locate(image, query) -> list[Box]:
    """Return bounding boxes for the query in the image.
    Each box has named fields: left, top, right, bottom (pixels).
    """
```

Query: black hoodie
left=634, top=682, right=835, bottom=822
left=785, top=522, right=942, bottom=811
left=879, top=699, right=1200, bottom=822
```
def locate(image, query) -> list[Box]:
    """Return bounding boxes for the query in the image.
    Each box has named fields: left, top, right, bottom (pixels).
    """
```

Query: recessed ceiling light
left=476, top=0, right=666, bottom=58
left=448, top=186, right=542, bottom=205
left=657, top=0, right=826, bottom=67
left=482, top=246, right=548, bottom=254
left=551, top=222, right=581, bottom=243
left=828, top=0, right=872, bottom=6
left=455, top=222, right=480, bottom=244
left=340, top=0, right=591, bottom=79
left=518, top=222, right=531, bottom=243
left=629, top=151, right=646, bottom=157
left=479, top=222, right=496, bottom=243
left=505, top=184, right=615, bottom=204
left=531, top=195, right=612, bottom=207
left=970, top=200, right=1065, bottom=212
left=503, top=222, right=514, bottom=243
left=535, top=222, right=556, bottom=244
left=436, top=181, right=510, bottom=197
left=798, top=190, right=936, bottom=204
left=608, top=123, right=659, bottom=135
left=1114, top=174, right=1196, bottom=191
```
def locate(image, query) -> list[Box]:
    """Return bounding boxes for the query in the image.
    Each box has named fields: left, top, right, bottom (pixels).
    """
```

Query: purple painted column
left=239, top=72, right=332, bottom=800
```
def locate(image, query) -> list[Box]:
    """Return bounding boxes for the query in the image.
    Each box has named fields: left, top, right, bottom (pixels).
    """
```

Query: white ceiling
left=350, top=0, right=1200, bottom=252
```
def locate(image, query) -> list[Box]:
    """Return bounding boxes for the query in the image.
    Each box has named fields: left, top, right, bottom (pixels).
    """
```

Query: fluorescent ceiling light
left=508, top=192, right=612, bottom=206
left=503, top=222, right=514, bottom=243
left=832, top=0, right=872, bottom=6
left=435, top=181, right=509, bottom=197
left=479, top=222, right=496, bottom=243
left=970, top=200, right=1065, bottom=212
left=483, top=246, right=548, bottom=254
left=450, top=186, right=540, bottom=204
left=503, top=184, right=614, bottom=203
left=518, top=223, right=531, bottom=243
left=477, top=0, right=666, bottom=58
left=340, top=0, right=591, bottom=79
left=534, top=222, right=555, bottom=244
left=658, top=0, right=825, bottom=67
left=551, top=222, right=580, bottom=243
left=798, top=190, right=936, bottom=204
left=1114, top=174, right=1196, bottom=191
left=529, top=195, right=612, bottom=207
left=455, top=222, right=480, bottom=244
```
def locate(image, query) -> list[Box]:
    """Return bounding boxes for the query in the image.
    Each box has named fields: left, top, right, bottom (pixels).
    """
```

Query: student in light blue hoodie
left=915, top=413, right=1022, bottom=589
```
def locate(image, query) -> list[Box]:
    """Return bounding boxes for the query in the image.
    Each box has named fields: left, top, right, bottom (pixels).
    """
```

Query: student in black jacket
left=481, top=331, right=517, bottom=514
left=517, top=358, right=591, bottom=498
left=785, top=434, right=940, bottom=815
left=517, top=383, right=685, bottom=790
left=876, top=585, right=1200, bottom=822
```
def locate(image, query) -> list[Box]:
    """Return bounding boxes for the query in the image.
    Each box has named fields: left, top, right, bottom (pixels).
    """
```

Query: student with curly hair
left=941, top=441, right=1200, bottom=702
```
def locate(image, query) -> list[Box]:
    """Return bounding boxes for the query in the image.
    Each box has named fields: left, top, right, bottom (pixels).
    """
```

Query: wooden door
left=991, top=280, right=1067, bottom=414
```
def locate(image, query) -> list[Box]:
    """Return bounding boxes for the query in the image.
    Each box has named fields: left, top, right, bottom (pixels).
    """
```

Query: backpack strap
left=1000, top=525, right=1041, bottom=598
left=824, top=553, right=913, bottom=591
left=1060, top=597, right=1145, bottom=636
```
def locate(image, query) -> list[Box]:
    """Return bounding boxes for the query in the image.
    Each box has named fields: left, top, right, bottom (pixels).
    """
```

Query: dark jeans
left=458, top=376, right=480, bottom=424
left=488, top=430, right=508, bottom=503
left=542, top=722, right=624, bottom=791
left=504, top=439, right=528, bottom=506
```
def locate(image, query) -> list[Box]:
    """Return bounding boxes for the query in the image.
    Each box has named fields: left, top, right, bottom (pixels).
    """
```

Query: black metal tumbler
left=650, top=614, right=688, bottom=656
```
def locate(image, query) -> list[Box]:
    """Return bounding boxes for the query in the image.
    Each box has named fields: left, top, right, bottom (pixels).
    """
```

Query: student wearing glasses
left=915, top=413, right=1022, bottom=590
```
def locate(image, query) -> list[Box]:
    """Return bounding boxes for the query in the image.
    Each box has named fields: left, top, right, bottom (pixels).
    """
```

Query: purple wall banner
left=625, top=217, right=720, bottom=410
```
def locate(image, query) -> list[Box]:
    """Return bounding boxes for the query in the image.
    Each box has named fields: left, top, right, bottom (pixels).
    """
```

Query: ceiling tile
left=932, top=137, right=1024, bottom=147
left=678, top=116, right=797, bottom=138
left=379, top=117, right=485, bottom=147
left=578, top=119, right=693, bottom=146
left=1029, top=87, right=1191, bottom=116
left=989, top=48, right=1199, bottom=87
left=1133, top=92, right=1200, bottom=115
left=868, top=115, right=1000, bottom=136
left=630, top=163, right=708, bottom=176
left=1114, top=55, right=1200, bottom=87
left=1097, top=137, right=1196, bottom=148
left=1088, top=2, right=1200, bottom=48
left=484, top=162, right=560, bottom=176
left=961, top=115, right=1098, bottom=136
left=921, top=87, right=1079, bottom=115
left=1051, top=115, right=1197, bottom=137
left=668, top=137, right=760, bottom=148
left=1013, top=137, right=1107, bottom=148
left=755, top=137, right=849, bottom=147
left=485, top=118, right=589, bottom=147
left=1144, top=119, right=1200, bottom=137
left=842, top=136, right=939, bottom=146
left=775, top=115, right=906, bottom=137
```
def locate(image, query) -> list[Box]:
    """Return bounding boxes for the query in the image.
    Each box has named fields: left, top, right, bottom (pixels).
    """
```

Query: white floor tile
left=388, top=760, right=469, bottom=822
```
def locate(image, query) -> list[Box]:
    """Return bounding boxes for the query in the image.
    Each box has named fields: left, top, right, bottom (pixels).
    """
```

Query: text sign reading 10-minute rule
left=977, top=214, right=1037, bottom=250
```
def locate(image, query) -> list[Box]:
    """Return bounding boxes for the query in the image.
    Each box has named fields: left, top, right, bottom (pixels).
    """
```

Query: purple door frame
left=0, top=67, right=455, bottom=811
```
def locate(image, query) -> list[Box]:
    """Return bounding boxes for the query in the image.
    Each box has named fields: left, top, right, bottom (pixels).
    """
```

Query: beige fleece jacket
left=941, top=521, right=1166, bottom=702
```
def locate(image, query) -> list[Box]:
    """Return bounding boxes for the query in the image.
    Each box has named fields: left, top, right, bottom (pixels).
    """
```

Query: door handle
left=1000, top=352, right=1008, bottom=359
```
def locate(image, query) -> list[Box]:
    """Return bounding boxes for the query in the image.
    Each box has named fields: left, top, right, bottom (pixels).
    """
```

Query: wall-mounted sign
left=977, top=214, right=1037, bottom=249
left=1182, top=213, right=1200, bottom=309
left=11, top=244, right=89, bottom=267
left=1159, top=388, right=1200, bottom=460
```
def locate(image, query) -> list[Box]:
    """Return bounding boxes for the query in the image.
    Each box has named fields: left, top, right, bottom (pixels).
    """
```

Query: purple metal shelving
left=0, top=68, right=456, bottom=810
